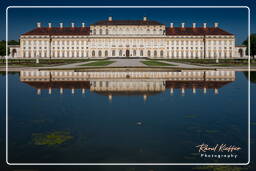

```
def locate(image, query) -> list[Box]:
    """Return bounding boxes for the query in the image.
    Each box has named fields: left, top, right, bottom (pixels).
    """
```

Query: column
left=48, top=87, right=52, bottom=94
left=60, top=87, right=63, bottom=95
left=37, top=88, right=41, bottom=95
left=192, top=87, right=196, bottom=94
left=82, top=88, right=86, bottom=95
left=181, top=87, right=185, bottom=95
left=143, top=94, right=148, bottom=101
left=170, top=87, right=174, bottom=95
left=214, top=88, right=219, bottom=94
left=203, top=87, right=207, bottom=94
left=108, top=94, right=112, bottom=101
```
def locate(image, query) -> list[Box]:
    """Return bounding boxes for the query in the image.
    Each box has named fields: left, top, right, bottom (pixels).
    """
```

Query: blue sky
left=0, top=0, right=255, bottom=45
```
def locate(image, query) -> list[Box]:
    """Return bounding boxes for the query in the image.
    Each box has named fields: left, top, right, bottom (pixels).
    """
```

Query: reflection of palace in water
left=20, top=70, right=235, bottom=100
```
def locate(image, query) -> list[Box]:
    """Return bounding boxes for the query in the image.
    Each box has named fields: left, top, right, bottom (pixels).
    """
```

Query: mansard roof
left=165, top=27, right=233, bottom=36
left=91, top=20, right=164, bottom=26
left=21, top=27, right=90, bottom=36
left=21, top=26, right=233, bottom=36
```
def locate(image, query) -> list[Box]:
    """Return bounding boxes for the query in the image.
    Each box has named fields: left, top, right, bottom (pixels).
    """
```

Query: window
left=92, top=50, right=95, bottom=57
left=140, top=50, right=143, bottom=56
left=106, top=29, right=108, bottom=35
left=160, top=50, right=163, bottom=57
left=99, top=29, right=102, bottom=35
left=105, top=50, right=108, bottom=56
left=112, top=50, right=115, bottom=56
left=147, top=50, right=151, bottom=57
left=154, top=50, right=157, bottom=56
left=133, top=50, right=136, bottom=56
left=119, top=50, right=122, bottom=56
left=98, top=50, right=102, bottom=57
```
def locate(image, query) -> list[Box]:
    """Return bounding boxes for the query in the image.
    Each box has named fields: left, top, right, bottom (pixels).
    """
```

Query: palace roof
left=165, top=27, right=233, bottom=35
left=21, top=26, right=233, bottom=36
left=21, top=27, right=90, bottom=36
left=91, top=20, right=164, bottom=26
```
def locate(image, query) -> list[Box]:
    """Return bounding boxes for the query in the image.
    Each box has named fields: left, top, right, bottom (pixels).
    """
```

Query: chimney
left=214, top=22, right=219, bottom=28
left=181, top=23, right=185, bottom=28
left=82, top=22, right=85, bottom=28
left=170, top=23, right=174, bottom=28
left=108, top=16, right=112, bottom=21
left=192, top=23, right=196, bottom=28
left=60, top=23, right=63, bottom=28
left=36, top=22, right=41, bottom=28
left=203, top=23, right=207, bottom=28
left=143, top=16, right=147, bottom=21
left=71, top=22, right=75, bottom=28
left=48, top=23, right=52, bottom=28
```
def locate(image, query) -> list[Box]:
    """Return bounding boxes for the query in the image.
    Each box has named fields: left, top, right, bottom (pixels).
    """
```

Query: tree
left=243, top=72, right=256, bottom=84
left=243, top=33, right=256, bottom=59
left=0, top=40, right=20, bottom=57
left=0, top=40, right=7, bottom=57
left=8, top=39, right=19, bottom=45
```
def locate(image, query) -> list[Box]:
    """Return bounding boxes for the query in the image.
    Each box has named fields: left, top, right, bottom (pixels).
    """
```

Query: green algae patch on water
left=32, top=131, right=73, bottom=146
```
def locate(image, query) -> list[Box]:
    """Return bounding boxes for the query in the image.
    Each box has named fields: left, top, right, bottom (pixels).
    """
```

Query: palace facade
left=11, top=17, right=246, bottom=59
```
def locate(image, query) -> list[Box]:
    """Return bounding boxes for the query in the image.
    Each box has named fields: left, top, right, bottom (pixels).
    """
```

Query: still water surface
left=2, top=71, right=251, bottom=163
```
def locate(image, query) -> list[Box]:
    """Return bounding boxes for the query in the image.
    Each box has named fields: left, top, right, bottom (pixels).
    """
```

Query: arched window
left=105, top=50, right=108, bottom=57
left=98, top=50, right=102, bottom=57
left=112, top=50, right=115, bottom=56
left=133, top=50, right=136, bottom=56
left=154, top=50, right=157, bottom=57
left=214, top=51, right=217, bottom=58
left=181, top=51, right=184, bottom=58
left=119, top=50, right=122, bottom=56
left=140, top=50, right=143, bottom=56
left=160, top=50, right=163, bottom=57
left=92, top=50, right=95, bottom=57
left=147, top=50, right=151, bottom=57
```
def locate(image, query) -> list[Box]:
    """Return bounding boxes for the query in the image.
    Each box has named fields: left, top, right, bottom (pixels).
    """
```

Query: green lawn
left=79, top=60, right=114, bottom=66
left=162, top=59, right=256, bottom=66
left=0, top=59, right=96, bottom=66
left=142, top=60, right=177, bottom=66
left=0, top=59, right=103, bottom=67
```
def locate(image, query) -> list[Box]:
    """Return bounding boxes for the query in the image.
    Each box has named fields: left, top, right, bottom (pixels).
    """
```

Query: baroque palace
left=11, top=16, right=246, bottom=59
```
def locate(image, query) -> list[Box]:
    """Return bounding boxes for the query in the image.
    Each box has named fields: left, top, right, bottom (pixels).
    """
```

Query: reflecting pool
left=4, top=70, right=250, bottom=164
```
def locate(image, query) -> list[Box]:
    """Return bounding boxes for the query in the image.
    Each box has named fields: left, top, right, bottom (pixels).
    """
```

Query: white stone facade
left=16, top=18, right=243, bottom=59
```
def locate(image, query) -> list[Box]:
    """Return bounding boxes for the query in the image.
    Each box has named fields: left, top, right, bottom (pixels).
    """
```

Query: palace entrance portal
left=126, top=50, right=130, bottom=57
